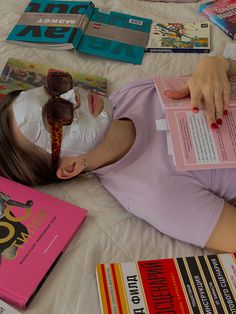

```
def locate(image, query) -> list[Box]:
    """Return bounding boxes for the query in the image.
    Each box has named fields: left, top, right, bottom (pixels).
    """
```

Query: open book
left=6, top=0, right=152, bottom=64
left=96, top=252, right=236, bottom=314
left=154, top=76, right=236, bottom=171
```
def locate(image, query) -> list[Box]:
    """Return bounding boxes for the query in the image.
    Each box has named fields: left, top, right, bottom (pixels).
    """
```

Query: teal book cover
left=7, top=0, right=94, bottom=47
left=77, top=8, right=152, bottom=64
left=7, top=1, right=152, bottom=64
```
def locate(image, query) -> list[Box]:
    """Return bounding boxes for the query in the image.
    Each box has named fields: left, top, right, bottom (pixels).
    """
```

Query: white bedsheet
left=0, top=1, right=231, bottom=313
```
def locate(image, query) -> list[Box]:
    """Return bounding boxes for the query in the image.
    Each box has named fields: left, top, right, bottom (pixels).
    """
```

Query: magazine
left=145, top=22, right=210, bottom=53
left=6, top=0, right=152, bottom=64
left=0, top=177, right=87, bottom=309
left=96, top=252, right=236, bottom=314
left=0, top=299, right=20, bottom=314
left=154, top=75, right=236, bottom=171
left=0, top=57, right=107, bottom=101
left=198, top=0, right=236, bottom=39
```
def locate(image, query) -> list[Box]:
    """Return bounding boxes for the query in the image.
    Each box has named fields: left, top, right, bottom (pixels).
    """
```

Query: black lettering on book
left=186, top=257, right=214, bottom=314
left=17, top=2, right=89, bottom=40
left=18, top=26, right=41, bottom=37
left=28, top=2, right=88, bottom=14
left=176, top=258, right=200, bottom=313
left=17, top=26, right=71, bottom=40
left=86, top=38, right=135, bottom=58
left=207, top=255, right=236, bottom=313
left=198, top=256, right=224, bottom=313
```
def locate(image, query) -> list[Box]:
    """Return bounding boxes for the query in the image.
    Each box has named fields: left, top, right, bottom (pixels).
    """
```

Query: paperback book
left=0, top=177, right=87, bottom=309
left=6, top=0, right=152, bottom=64
left=0, top=57, right=107, bottom=101
left=154, top=75, right=236, bottom=171
left=145, top=22, right=210, bottom=53
left=198, top=0, right=236, bottom=39
left=0, top=299, right=20, bottom=314
left=96, top=252, right=236, bottom=314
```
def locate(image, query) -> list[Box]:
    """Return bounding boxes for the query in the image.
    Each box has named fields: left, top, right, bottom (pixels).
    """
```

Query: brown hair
left=0, top=91, right=59, bottom=186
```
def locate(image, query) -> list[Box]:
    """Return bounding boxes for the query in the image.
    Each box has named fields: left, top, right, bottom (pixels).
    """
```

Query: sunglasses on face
left=3, top=72, right=76, bottom=176
left=43, top=71, right=75, bottom=174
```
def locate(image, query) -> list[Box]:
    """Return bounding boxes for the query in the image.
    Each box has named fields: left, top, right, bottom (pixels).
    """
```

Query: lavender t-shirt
left=94, top=78, right=236, bottom=247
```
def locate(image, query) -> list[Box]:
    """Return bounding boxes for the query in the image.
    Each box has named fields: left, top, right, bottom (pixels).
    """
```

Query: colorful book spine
left=96, top=253, right=236, bottom=313
left=198, top=0, right=236, bottom=39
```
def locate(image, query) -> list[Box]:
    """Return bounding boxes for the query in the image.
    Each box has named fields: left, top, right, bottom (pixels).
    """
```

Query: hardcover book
left=145, top=22, right=210, bottom=53
left=0, top=57, right=107, bottom=101
left=0, top=177, right=87, bottom=309
left=96, top=252, right=236, bottom=314
left=154, top=75, right=236, bottom=171
left=198, top=0, right=236, bottom=39
left=6, top=0, right=152, bottom=64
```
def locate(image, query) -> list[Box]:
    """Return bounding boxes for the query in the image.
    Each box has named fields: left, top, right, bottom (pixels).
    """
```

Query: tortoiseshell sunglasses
left=43, top=71, right=74, bottom=174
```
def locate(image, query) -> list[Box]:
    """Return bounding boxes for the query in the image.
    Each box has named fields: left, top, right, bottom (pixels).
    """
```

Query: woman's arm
left=165, top=56, right=235, bottom=129
left=206, top=201, right=236, bottom=252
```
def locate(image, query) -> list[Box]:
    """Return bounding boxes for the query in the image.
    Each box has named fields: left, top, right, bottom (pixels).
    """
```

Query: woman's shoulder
left=110, top=77, right=156, bottom=101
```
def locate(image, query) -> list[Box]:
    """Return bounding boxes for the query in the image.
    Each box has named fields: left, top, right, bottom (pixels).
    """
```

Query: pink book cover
left=154, top=76, right=236, bottom=170
left=0, top=177, right=87, bottom=310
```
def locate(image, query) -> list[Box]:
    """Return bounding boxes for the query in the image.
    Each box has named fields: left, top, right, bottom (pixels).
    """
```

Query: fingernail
left=216, top=118, right=222, bottom=125
left=223, top=109, right=228, bottom=116
left=211, top=123, right=218, bottom=129
left=192, top=107, right=199, bottom=113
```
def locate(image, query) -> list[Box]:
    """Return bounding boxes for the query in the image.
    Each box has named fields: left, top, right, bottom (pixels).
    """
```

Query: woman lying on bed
left=0, top=56, right=235, bottom=253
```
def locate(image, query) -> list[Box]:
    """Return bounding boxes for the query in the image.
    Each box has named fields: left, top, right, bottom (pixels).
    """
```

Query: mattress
left=0, top=0, right=231, bottom=313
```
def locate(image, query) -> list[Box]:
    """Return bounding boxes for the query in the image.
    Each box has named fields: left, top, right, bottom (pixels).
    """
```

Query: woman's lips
left=88, top=92, right=104, bottom=116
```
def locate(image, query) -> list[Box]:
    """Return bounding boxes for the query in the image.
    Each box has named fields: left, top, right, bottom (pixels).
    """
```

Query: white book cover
left=0, top=300, right=20, bottom=314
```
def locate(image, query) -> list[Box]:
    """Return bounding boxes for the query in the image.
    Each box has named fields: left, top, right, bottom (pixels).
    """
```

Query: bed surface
left=0, top=1, right=231, bottom=313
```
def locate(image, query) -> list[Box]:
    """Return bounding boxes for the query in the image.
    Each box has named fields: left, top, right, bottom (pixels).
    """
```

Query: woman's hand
left=165, top=56, right=230, bottom=129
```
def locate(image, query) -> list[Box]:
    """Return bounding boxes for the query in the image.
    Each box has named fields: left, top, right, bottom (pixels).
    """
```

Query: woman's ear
left=56, top=158, right=87, bottom=180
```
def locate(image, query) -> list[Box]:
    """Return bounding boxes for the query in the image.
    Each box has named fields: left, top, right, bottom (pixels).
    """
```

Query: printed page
left=0, top=300, right=20, bottom=314
left=166, top=108, right=236, bottom=170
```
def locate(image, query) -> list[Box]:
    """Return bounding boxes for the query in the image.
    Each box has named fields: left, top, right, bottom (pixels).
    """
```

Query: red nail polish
left=192, top=107, right=199, bottom=113
left=216, top=118, right=222, bottom=125
left=223, top=109, right=228, bottom=116
left=211, top=123, right=218, bottom=129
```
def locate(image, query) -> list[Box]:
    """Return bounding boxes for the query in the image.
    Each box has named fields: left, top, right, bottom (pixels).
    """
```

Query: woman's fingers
left=214, top=89, right=224, bottom=125
left=223, top=82, right=230, bottom=110
left=164, top=86, right=189, bottom=99
left=204, top=94, right=217, bottom=128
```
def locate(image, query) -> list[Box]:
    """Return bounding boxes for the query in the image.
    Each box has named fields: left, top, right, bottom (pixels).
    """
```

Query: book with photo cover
left=6, top=0, right=152, bottom=64
left=96, top=252, right=236, bottom=313
left=145, top=22, right=210, bottom=53
left=154, top=75, right=236, bottom=171
left=0, top=57, right=107, bottom=101
left=198, top=0, right=236, bottom=39
left=0, top=177, right=87, bottom=309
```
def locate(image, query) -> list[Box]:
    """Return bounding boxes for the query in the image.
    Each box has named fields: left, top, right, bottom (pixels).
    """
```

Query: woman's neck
left=86, top=119, right=136, bottom=171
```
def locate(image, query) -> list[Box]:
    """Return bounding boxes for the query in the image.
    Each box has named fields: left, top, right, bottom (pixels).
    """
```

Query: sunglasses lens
left=46, top=99, right=73, bottom=125
left=47, top=72, right=73, bottom=95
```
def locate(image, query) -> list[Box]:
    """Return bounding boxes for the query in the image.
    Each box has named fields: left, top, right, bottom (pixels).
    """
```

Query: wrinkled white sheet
left=0, top=0, right=231, bottom=313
